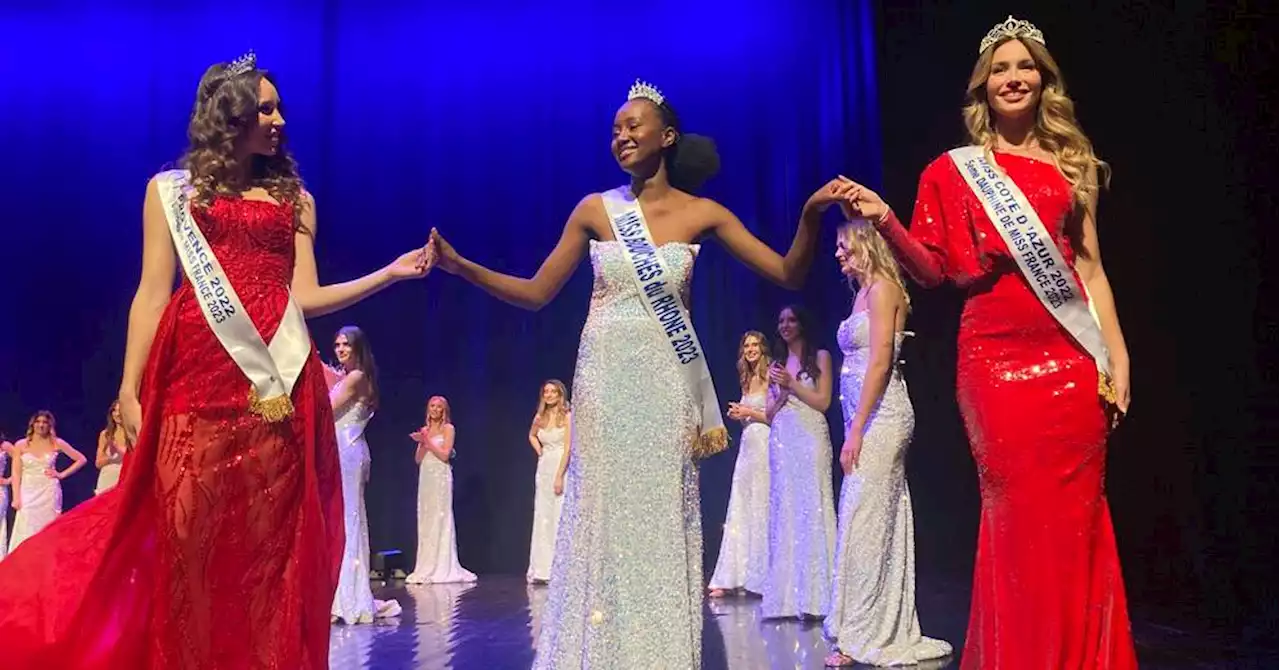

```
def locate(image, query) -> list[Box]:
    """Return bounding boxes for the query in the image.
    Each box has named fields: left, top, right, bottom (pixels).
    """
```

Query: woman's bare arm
left=291, top=193, right=431, bottom=318
left=119, top=178, right=177, bottom=403
left=787, top=351, right=835, bottom=413
left=433, top=196, right=598, bottom=310
left=56, top=439, right=88, bottom=480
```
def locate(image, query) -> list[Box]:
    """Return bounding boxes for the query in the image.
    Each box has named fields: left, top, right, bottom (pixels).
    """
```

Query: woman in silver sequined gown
left=708, top=330, right=773, bottom=596
left=824, top=220, right=950, bottom=666
left=429, top=82, right=856, bottom=668
left=761, top=304, right=838, bottom=619
left=328, top=326, right=403, bottom=623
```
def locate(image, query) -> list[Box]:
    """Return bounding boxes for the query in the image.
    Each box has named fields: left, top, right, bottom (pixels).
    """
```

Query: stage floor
left=328, top=575, right=1273, bottom=669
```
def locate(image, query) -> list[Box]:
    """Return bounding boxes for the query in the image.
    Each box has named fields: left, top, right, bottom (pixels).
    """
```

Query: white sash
left=947, top=147, right=1111, bottom=379
left=600, top=187, right=728, bottom=458
left=155, top=170, right=311, bottom=422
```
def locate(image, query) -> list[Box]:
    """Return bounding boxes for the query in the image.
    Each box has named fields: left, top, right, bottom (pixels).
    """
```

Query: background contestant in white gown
left=8, top=411, right=86, bottom=553
left=93, top=401, right=130, bottom=495
left=761, top=305, right=837, bottom=620
left=0, top=440, right=11, bottom=560
left=527, top=379, right=571, bottom=584
left=406, top=396, right=476, bottom=585
left=429, top=79, right=854, bottom=668
left=327, top=326, right=403, bottom=624
left=708, top=331, right=773, bottom=597
left=824, top=220, right=951, bottom=666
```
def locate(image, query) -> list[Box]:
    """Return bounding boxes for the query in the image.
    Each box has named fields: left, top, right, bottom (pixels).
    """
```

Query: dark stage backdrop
left=876, top=0, right=1277, bottom=644
left=0, top=0, right=880, bottom=581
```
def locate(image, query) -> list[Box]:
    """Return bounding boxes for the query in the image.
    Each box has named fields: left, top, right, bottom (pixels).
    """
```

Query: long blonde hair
left=535, top=379, right=570, bottom=428
left=837, top=219, right=911, bottom=308
left=962, top=37, right=1109, bottom=216
left=736, top=331, right=771, bottom=393
left=424, top=395, right=451, bottom=428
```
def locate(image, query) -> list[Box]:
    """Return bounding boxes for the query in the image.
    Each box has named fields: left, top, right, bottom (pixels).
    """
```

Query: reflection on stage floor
left=328, top=575, right=1273, bottom=669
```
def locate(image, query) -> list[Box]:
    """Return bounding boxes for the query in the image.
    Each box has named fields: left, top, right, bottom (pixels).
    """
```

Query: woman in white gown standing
left=406, top=395, right=476, bottom=585
left=527, top=379, right=572, bottom=584
left=94, top=401, right=131, bottom=495
left=761, top=304, right=838, bottom=620
left=708, top=331, right=773, bottom=597
left=8, top=411, right=86, bottom=553
left=327, top=326, right=403, bottom=624
left=824, top=220, right=951, bottom=666
left=430, top=80, right=852, bottom=668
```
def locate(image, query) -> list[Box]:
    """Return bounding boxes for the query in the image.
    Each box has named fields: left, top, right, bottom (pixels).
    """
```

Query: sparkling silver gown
left=825, top=310, right=951, bottom=663
left=406, top=434, right=477, bottom=585
left=331, top=400, right=402, bottom=623
left=527, top=422, right=567, bottom=582
left=760, top=373, right=837, bottom=619
left=8, top=450, right=62, bottom=553
left=533, top=240, right=703, bottom=669
left=708, top=390, right=770, bottom=592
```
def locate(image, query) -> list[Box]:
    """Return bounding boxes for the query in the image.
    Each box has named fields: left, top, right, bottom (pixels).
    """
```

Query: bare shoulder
left=868, top=278, right=903, bottom=305
left=571, top=193, right=609, bottom=238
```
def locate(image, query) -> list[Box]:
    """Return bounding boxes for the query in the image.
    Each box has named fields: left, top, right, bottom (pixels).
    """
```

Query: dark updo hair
left=180, top=60, right=307, bottom=227
left=647, top=99, right=721, bottom=193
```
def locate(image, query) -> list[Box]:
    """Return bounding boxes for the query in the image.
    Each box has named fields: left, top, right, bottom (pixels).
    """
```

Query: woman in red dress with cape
left=0, top=53, right=431, bottom=669
left=840, top=18, right=1138, bottom=669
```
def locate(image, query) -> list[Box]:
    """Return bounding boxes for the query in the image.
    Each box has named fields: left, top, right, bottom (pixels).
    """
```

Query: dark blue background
left=0, top=0, right=880, bottom=575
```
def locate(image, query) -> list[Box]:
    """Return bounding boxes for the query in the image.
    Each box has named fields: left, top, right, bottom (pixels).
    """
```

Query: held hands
left=387, top=240, right=436, bottom=280
left=834, top=175, right=891, bottom=224
left=805, top=178, right=862, bottom=215
left=839, top=430, right=863, bottom=475
left=767, top=363, right=794, bottom=390
left=429, top=228, right=462, bottom=275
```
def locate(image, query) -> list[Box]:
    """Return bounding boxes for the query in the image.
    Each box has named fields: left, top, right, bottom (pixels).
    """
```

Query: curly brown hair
left=180, top=62, right=308, bottom=230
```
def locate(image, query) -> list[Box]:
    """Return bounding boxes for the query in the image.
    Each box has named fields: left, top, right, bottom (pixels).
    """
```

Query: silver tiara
left=628, top=79, right=665, bottom=106
left=978, top=16, right=1045, bottom=54
left=225, top=50, right=257, bottom=76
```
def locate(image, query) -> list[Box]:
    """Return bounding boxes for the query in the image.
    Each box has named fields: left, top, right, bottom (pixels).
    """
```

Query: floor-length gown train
left=708, top=390, right=770, bottom=593
left=527, top=423, right=566, bottom=583
left=760, top=376, right=837, bottom=619
left=825, top=310, right=951, bottom=664
left=405, top=435, right=476, bottom=585
left=877, top=152, right=1137, bottom=668
left=533, top=240, right=704, bottom=669
left=0, top=195, right=343, bottom=669
left=331, top=400, right=402, bottom=623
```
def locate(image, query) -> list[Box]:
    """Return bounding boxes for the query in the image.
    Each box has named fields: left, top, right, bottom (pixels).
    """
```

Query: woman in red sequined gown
left=0, top=56, right=431, bottom=669
left=840, top=24, right=1137, bottom=669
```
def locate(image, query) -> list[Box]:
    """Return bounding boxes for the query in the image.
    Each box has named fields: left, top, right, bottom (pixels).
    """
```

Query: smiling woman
left=428, top=79, right=856, bottom=669
left=840, top=15, right=1137, bottom=669
left=0, top=51, right=433, bottom=669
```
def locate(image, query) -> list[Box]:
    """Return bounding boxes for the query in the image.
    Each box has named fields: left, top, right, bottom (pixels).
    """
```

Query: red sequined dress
left=876, top=152, right=1137, bottom=669
left=0, top=196, right=343, bottom=669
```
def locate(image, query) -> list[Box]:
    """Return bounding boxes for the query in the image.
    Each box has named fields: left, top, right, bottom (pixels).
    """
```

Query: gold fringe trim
left=248, top=386, right=295, bottom=423
left=691, top=426, right=729, bottom=460
left=1098, top=370, right=1117, bottom=407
